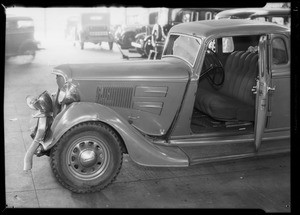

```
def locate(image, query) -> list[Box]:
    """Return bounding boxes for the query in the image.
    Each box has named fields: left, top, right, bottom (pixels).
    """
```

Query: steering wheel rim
left=202, top=48, right=225, bottom=87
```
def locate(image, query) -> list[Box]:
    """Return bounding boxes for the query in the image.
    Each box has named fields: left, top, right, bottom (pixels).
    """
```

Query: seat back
left=222, top=51, right=259, bottom=106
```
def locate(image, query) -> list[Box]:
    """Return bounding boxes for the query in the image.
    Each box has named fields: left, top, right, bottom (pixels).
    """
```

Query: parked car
left=114, top=24, right=144, bottom=49
left=24, top=19, right=290, bottom=193
left=74, top=12, right=114, bottom=50
left=5, top=15, right=39, bottom=60
left=131, top=8, right=226, bottom=59
left=215, top=7, right=290, bottom=27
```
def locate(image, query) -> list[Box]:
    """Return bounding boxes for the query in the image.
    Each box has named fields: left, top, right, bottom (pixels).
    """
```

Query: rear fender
left=18, top=39, right=38, bottom=53
left=43, top=102, right=188, bottom=167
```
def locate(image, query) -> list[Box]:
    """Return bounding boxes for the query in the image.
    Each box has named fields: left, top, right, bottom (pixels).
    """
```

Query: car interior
left=191, top=35, right=261, bottom=135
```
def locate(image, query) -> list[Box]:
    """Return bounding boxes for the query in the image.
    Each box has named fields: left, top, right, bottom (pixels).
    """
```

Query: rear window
left=272, top=38, right=288, bottom=65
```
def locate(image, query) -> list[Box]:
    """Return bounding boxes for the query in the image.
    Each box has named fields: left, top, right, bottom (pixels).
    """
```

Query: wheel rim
left=66, top=136, right=110, bottom=181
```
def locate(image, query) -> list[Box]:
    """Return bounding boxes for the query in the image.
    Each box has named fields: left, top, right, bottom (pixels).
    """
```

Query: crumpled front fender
left=43, top=102, right=188, bottom=167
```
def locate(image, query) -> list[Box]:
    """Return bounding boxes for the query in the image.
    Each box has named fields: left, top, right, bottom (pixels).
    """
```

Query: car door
left=254, top=34, right=273, bottom=151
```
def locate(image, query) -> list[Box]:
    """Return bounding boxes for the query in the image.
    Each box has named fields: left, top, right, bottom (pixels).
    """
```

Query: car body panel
left=43, top=102, right=189, bottom=167
left=54, top=58, right=191, bottom=136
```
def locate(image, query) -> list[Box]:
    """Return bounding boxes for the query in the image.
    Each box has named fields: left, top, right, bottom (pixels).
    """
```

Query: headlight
left=56, top=74, right=66, bottom=89
left=57, top=82, right=80, bottom=105
left=26, top=91, right=53, bottom=116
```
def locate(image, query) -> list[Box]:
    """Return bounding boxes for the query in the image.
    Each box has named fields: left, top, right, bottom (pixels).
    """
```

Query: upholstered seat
left=195, top=51, right=259, bottom=121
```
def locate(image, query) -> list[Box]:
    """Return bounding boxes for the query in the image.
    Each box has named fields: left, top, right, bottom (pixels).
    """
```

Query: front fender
left=135, top=32, right=146, bottom=40
left=43, top=102, right=188, bottom=167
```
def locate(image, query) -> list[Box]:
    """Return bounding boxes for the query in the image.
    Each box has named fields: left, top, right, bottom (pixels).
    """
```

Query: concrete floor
left=4, top=40, right=291, bottom=211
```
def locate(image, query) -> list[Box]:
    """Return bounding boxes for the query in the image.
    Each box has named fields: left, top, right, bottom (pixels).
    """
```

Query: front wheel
left=50, top=122, right=123, bottom=193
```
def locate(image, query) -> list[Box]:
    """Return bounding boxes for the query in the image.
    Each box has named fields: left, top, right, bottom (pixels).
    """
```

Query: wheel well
left=89, top=120, right=128, bottom=154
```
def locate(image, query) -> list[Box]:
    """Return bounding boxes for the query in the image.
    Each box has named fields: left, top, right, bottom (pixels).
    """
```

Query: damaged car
left=24, top=19, right=290, bottom=193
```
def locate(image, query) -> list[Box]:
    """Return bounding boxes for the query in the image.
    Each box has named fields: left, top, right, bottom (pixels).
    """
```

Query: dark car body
left=114, top=25, right=144, bottom=49
left=74, top=13, right=114, bottom=50
left=25, top=19, right=290, bottom=193
left=5, top=15, right=39, bottom=58
left=215, top=8, right=290, bottom=27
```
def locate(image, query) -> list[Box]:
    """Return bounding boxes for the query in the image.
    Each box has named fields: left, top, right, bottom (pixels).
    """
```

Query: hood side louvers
left=96, top=86, right=133, bottom=108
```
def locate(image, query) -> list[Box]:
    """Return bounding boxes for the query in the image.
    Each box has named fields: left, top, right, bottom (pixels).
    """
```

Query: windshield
left=81, top=13, right=110, bottom=25
left=163, top=34, right=201, bottom=66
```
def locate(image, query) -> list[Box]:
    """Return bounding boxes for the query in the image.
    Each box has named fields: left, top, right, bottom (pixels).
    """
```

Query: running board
left=170, top=134, right=290, bottom=165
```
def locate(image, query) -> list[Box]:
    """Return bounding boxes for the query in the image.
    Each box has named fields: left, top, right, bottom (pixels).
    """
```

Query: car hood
left=53, top=58, right=191, bottom=82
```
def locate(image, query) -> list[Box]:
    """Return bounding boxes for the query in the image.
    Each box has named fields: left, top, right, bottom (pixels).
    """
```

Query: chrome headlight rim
left=26, top=91, right=53, bottom=116
left=57, top=82, right=80, bottom=105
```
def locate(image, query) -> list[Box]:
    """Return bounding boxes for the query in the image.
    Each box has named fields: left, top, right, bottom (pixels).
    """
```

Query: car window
left=271, top=17, right=284, bottom=25
left=208, top=40, right=216, bottom=52
left=17, top=20, right=34, bottom=28
left=222, top=37, right=234, bottom=53
left=164, top=34, right=201, bottom=66
left=272, top=38, right=288, bottom=65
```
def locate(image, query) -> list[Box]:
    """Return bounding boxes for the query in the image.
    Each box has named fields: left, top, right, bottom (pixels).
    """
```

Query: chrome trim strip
left=51, top=69, right=68, bottom=83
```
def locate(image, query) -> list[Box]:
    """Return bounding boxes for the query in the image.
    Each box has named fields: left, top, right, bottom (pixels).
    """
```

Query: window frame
left=271, top=37, right=289, bottom=66
left=162, top=33, right=202, bottom=68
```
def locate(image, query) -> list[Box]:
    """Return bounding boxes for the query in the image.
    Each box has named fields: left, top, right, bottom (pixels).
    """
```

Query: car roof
left=215, top=8, right=290, bottom=19
left=169, top=19, right=290, bottom=38
left=6, top=14, right=33, bottom=21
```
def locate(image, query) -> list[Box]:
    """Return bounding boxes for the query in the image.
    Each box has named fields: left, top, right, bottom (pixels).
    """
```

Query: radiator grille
left=96, top=86, right=133, bottom=108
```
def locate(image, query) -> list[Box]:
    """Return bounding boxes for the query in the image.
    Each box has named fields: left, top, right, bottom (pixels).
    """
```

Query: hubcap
left=79, top=150, right=96, bottom=167
left=66, top=137, right=110, bottom=181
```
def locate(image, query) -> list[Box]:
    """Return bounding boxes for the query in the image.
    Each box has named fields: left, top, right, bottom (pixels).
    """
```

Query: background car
left=74, top=12, right=114, bottom=50
left=215, top=7, right=290, bottom=27
left=114, top=24, right=144, bottom=49
left=131, top=8, right=227, bottom=59
left=5, top=14, right=39, bottom=60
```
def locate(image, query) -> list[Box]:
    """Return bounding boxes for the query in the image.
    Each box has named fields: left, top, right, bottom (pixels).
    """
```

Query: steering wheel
left=201, top=48, right=225, bottom=87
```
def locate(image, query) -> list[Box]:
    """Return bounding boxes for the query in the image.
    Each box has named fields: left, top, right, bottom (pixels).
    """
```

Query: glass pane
left=272, top=38, right=288, bottom=65
left=164, top=34, right=201, bottom=66
left=222, top=37, right=234, bottom=53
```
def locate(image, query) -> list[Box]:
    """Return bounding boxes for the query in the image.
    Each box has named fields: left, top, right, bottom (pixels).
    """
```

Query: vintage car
left=24, top=19, right=290, bottom=193
left=215, top=7, right=290, bottom=27
left=114, top=24, right=144, bottom=50
left=131, top=8, right=226, bottom=59
left=5, top=15, right=39, bottom=60
left=74, top=12, right=114, bottom=50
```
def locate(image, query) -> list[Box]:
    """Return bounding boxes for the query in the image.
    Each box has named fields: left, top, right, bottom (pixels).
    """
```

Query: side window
left=205, top=12, right=213, bottom=20
left=272, top=38, right=288, bottom=65
left=208, top=40, right=216, bottom=52
left=222, top=37, right=234, bottom=53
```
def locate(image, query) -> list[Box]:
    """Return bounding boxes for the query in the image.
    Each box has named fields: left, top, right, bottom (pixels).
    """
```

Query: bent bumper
left=24, top=117, right=47, bottom=171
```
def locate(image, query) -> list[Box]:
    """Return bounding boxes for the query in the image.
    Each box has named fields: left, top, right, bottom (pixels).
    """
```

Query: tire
left=19, top=42, right=36, bottom=59
left=108, top=42, right=113, bottom=50
left=50, top=122, right=123, bottom=193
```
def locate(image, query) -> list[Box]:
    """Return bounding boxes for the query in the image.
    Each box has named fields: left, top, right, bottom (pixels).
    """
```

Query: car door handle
left=267, top=86, right=276, bottom=94
left=267, top=86, right=275, bottom=91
